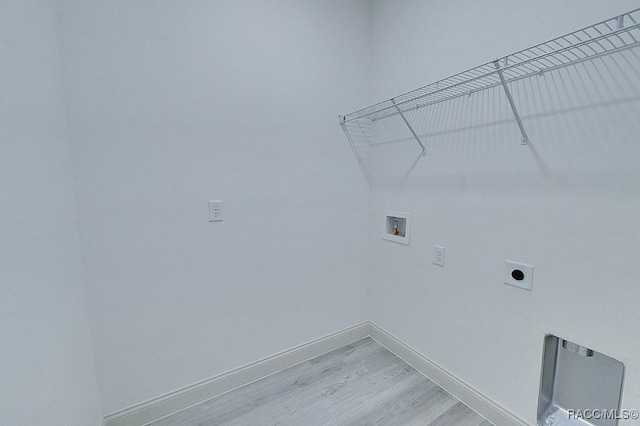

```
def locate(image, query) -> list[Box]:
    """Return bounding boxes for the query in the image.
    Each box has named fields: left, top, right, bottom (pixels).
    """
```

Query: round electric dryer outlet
left=503, top=260, right=534, bottom=291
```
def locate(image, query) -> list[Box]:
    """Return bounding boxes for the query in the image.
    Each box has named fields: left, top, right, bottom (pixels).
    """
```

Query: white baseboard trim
left=103, top=322, right=371, bottom=426
left=368, top=322, right=530, bottom=426
left=103, top=321, right=529, bottom=426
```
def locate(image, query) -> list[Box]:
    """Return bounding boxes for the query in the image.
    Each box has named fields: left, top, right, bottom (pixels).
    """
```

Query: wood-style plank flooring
left=148, top=338, right=492, bottom=426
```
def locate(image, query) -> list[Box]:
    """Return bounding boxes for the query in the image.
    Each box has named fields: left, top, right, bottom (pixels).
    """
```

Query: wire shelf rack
left=340, top=8, right=640, bottom=182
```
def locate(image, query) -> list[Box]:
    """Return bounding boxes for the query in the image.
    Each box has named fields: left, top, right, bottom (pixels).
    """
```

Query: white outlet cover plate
left=503, top=260, right=534, bottom=291
left=209, top=200, right=223, bottom=222
left=433, top=246, right=445, bottom=266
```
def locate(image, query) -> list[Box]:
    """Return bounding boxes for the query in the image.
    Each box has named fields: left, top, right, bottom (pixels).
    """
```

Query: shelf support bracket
left=494, top=60, right=530, bottom=145
left=391, top=99, right=427, bottom=156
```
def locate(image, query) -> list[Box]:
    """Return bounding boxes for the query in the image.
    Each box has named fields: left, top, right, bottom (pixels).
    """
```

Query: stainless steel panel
left=537, top=335, right=624, bottom=426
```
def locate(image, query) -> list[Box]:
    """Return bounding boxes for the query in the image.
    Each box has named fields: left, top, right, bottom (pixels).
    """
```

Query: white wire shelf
left=339, top=8, right=640, bottom=181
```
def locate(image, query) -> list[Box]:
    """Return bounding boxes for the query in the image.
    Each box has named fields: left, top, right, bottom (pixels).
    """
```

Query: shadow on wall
left=341, top=46, right=640, bottom=190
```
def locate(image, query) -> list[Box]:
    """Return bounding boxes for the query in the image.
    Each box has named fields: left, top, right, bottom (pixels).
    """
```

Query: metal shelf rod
left=353, top=31, right=640, bottom=124
left=343, top=9, right=640, bottom=123
left=494, top=60, right=530, bottom=145
left=338, top=8, right=640, bottom=182
left=391, top=99, right=427, bottom=156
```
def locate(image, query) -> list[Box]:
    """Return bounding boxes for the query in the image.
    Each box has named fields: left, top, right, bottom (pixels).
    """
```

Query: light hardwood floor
left=148, top=337, right=492, bottom=426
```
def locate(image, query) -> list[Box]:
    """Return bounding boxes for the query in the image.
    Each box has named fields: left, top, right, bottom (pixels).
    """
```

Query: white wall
left=57, top=0, right=372, bottom=413
left=369, top=0, right=640, bottom=424
left=0, top=1, right=102, bottom=425
left=7, top=2, right=637, bottom=421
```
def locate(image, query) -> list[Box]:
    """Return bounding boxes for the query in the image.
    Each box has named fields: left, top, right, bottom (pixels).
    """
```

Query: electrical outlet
left=209, top=200, right=223, bottom=222
left=504, top=260, right=534, bottom=291
left=433, top=246, right=445, bottom=266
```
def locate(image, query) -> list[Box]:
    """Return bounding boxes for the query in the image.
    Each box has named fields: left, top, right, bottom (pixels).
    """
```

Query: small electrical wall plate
left=433, top=246, right=445, bottom=266
left=503, top=260, right=534, bottom=291
left=209, top=200, right=223, bottom=222
left=383, top=211, right=410, bottom=245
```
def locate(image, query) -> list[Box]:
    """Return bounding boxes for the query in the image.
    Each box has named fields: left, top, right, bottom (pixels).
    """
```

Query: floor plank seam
left=147, top=337, right=492, bottom=426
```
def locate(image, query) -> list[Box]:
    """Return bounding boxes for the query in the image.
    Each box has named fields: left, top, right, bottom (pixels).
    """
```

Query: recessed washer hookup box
left=537, top=335, right=624, bottom=426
